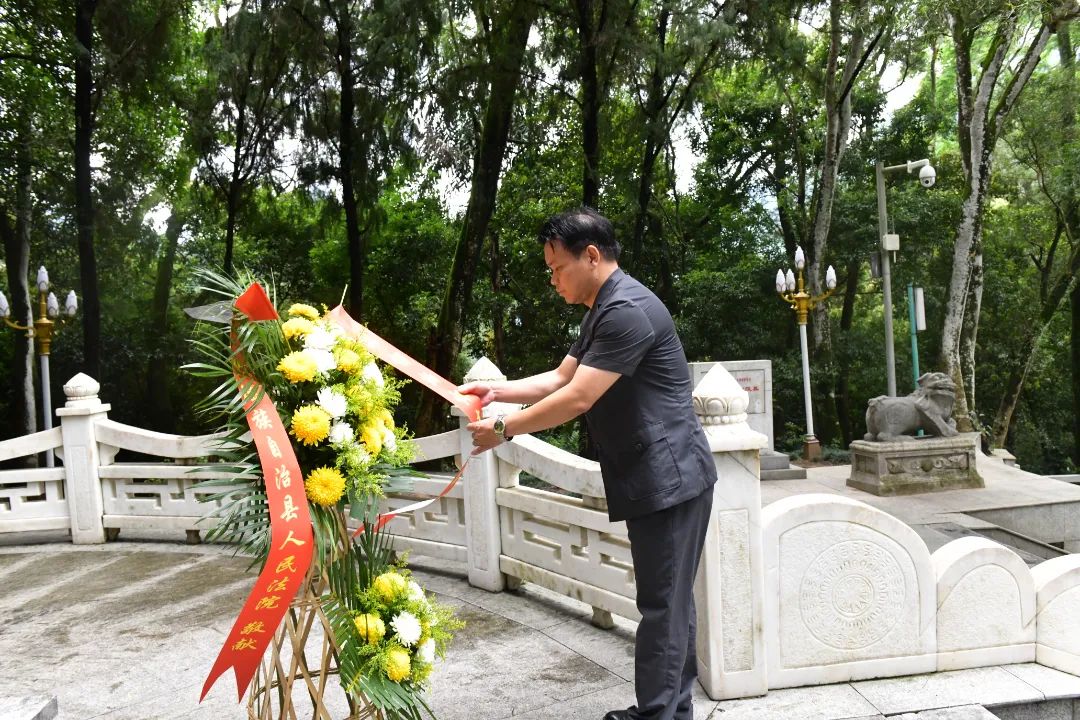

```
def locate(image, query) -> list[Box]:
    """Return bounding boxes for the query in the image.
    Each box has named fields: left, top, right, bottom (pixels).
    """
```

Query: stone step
left=761, top=467, right=807, bottom=481
left=894, top=706, right=998, bottom=719
left=760, top=450, right=792, bottom=471
left=0, top=696, right=57, bottom=720
left=990, top=698, right=1080, bottom=719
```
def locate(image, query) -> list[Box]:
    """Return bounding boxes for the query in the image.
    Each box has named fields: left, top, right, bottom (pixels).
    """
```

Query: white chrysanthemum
left=303, top=324, right=337, bottom=351
left=362, top=361, right=385, bottom=388
left=304, top=348, right=337, bottom=374
left=382, top=426, right=397, bottom=452
left=328, top=421, right=355, bottom=445
left=407, top=580, right=425, bottom=603
left=317, top=387, right=348, bottom=418
left=390, top=611, right=422, bottom=647
left=417, top=638, right=435, bottom=663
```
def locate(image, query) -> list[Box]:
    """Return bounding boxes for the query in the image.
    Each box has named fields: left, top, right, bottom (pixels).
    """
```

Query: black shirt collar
left=590, top=267, right=624, bottom=309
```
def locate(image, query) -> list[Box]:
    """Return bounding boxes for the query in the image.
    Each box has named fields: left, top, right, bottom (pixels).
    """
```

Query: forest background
left=1, top=0, right=1079, bottom=473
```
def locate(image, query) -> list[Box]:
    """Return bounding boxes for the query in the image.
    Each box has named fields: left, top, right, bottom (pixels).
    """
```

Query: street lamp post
left=0, top=265, right=78, bottom=467
left=776, top=247, right=837, bottom=460
left=875, top=158, right=936, bottom=397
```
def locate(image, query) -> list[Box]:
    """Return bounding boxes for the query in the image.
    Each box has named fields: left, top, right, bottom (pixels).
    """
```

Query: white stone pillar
left=693, top=364, right=769, bottom=700
left=55, top=373, right=111, bottom=544
left=457, top=357, right=519, bottom=592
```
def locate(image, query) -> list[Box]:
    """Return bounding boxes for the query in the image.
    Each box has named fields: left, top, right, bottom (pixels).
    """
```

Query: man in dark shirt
left=461, top=207, right=717, bottom=720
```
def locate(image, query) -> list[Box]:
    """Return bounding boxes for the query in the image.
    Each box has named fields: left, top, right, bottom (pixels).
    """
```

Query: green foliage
left=3, top=1, right=1080, bottom=475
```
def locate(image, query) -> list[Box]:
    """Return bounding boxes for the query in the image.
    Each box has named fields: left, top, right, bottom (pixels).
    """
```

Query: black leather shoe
left=603, top=711, right=634, bottom=720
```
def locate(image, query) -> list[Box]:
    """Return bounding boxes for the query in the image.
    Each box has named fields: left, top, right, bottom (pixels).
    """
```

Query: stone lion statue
left=864, top=372, right=959, bottom=442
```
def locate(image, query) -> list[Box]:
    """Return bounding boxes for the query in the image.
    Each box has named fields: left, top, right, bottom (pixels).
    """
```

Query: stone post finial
left=693, top=364, right=767, bottom=452
left=464, top=356, right=506, bottom=383
left=63, top=373, right=101, bottom=408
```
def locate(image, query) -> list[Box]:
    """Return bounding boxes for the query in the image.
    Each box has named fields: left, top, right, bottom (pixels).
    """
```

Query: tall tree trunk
left=415, top=0, right=538, bottom=435
left=992, top=238, right=1080, bottom=446
left=807, top=0, right=873, bottom=350
left=491, top=229, right=506, bottom=371
left=224, top=171, right=241, bottom=277
left=333, top=8, right=364, bottom=319
left=803, top=1, right=876, bottom=446
left=223, top=101, right=246, bottom=278
left=575, top=0, right=602, bottom=209
left=1, top=120, right=36, bottom=450
left=75, top=0, right=101, bottom=380
left=1072, top=282, right=1080, bottom=465
left=1058, top=22, right=1080, bottom=464
left=833, top=259, right=860, bottom=446
left=146, top=210, right=185, bottom=433
left=627, top=5, right=670, bottom=272
left=941, top=9, right=1056, bottom=433
left=960, top=249, right=984, bottom=435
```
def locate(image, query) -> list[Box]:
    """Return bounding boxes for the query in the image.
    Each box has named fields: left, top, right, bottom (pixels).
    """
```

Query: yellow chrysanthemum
left=353, top=613, right=385, bottom=644
left=281, top=317, right=314, bottom=341
left=277, top=351, right=318, bottom=383
left=373, top=571, right=408, bottom=602
left=384, top=647, right=411, bottom=682
left=377, top=408, right=395, bottom=431
left=287, top=303, right=320, bottom=321
left=361, top=421, right=383, bottom=456
left=304, top=466, right=346, bottom=506
left=291, top=405, right=331, bottom=446
left=335, top=348, right=362, bottom=374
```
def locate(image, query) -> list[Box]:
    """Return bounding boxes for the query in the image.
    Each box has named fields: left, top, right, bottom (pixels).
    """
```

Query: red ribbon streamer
left=328, top=305, right=481, bottom=535
left=201, top=283, right=315, bottom=702
left=328, top=305, right=482, bottom=422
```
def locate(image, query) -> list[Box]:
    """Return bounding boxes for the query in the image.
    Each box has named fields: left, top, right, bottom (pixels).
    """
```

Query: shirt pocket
left=619, top=420, right=682, bottom=501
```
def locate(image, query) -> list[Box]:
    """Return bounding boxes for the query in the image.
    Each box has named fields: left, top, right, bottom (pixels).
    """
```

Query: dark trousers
left=624, top=486, right=713, bottom=720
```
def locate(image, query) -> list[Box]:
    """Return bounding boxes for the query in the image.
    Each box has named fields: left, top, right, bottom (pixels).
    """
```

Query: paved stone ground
left=0, top=536, right=720, bottom=720
left=4, top=537, right=1080, bottom=720
left=3, top=454, right=1080, bottom=720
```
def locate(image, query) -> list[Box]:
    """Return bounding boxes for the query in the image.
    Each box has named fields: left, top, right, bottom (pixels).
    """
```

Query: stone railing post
left=55, top=373, right=111, bottom=544
left=456, top=357, right=519, bottom=592
left=692, top=363, right=769, bottom=700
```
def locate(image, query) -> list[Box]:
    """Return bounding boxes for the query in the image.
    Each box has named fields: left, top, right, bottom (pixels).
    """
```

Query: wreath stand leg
left=246, top=572, right=381, bottom=720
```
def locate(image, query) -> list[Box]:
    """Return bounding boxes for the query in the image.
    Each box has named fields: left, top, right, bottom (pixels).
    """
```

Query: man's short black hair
left=537, top=206, right=621, bottom=260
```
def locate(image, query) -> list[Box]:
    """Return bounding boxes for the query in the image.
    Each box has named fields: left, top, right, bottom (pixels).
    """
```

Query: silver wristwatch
left=493, top=414, right=512, bottom=441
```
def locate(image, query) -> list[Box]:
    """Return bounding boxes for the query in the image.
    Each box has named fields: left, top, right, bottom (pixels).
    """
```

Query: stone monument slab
left=847, top=433, right=984, bottom=496
left=691, top=361, right=773, bottom=450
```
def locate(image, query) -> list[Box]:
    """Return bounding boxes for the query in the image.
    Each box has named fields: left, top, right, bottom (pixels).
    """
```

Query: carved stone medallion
left=799, top=539, right=906, bottom=650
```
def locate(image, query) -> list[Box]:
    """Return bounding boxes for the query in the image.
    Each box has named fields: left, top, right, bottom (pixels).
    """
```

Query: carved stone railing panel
left=100, top=463, right=230, bottom=528
left=378, top=474, right=467, bottom=548
left=496, top=486, right=635, bottom=606
left=0, top=468, right=69, bottom=532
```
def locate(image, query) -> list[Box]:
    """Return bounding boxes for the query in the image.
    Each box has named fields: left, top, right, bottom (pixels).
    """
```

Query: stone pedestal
left=847, top=433, right=984, bottom=496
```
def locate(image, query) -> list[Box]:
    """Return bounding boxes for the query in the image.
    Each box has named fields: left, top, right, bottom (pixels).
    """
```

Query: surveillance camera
left=919, top=164, right=936, bottom=188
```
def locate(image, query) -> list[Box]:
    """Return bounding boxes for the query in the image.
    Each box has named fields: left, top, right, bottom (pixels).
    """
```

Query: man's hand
left=466, top=416, right=502, bottom=455
left=458, top=381, right=496, bottom=408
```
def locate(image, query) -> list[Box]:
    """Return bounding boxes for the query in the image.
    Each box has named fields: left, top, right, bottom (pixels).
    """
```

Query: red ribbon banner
left=201, top=283, right=315, bottom=702
left=327, top=305, right=482, bottom=422
left=328, top=305, right=482, bottom=534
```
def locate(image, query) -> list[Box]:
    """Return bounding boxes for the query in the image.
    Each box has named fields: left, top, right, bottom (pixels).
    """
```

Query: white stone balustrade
left=762, top=494, right=937, bottom=689
left=1, top=366, right=1080, bottom=703
left=692, top=363, right=769, bottom=699
left=932, top=536, right=1035, bottom=670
